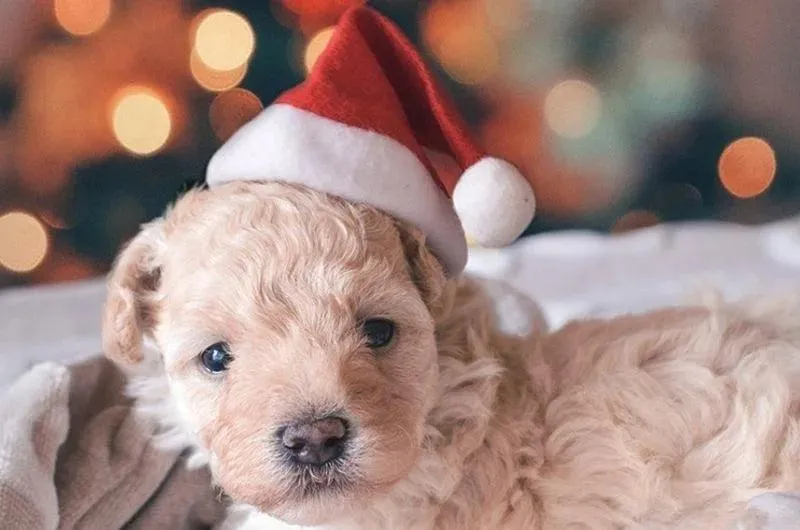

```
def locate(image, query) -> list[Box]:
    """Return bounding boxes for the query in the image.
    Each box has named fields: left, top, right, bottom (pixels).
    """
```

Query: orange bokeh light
left=718, top=137, right=777, bottom=199
left=304, top=27, right=335, bottom=74
left=0, top=212, right=49, bottom=273
left=281, top=0, right=364, bottom=18
left=54, top=0, right=111, bottom=36
left=278, top=0, right=364, bottom=33
left=611, top=211, right=660, bottom=234
left=111, top=87, right=172, bottom=156
left=422, top=0, right=499, bottom=85
left=193, top=9, right=255, bottom=72
left=190, top=50, right=248, bottom=92
left=209, top=88, right=264, bottom=142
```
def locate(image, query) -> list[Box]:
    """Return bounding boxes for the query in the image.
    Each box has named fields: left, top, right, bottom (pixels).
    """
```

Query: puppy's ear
left=102, top=219, right=165, bottom=365
left=396, top=223, right=447, bottom=310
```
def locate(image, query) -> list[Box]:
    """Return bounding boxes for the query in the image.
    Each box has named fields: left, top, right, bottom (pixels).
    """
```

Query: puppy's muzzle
left=279, top=416, right=349, bottom=466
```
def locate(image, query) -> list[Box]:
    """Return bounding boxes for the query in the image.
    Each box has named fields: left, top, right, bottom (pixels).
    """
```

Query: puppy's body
left=105, top=183, right=800, bottom=529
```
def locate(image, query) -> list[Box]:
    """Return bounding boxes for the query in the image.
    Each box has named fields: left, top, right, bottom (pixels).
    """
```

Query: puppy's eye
left=362, top=319, right=395, bottom=349
left=200, top=342, right=233, bottom=374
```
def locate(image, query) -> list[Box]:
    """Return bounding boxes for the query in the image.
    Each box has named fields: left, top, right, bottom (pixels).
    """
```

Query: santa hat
left=206, top=6, right=535, bottom=276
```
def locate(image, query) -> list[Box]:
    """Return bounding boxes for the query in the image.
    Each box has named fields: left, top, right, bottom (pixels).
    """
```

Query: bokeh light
left=422, top=1, right=500, bottom=85
left=612, top=210, right=660, bottom=233
left=544, top=80, right=602, bottom=139
left=111, top=88, right=172, bottom=156
left=209, top=88, right=264, bottom=142
left=193, top=10, right=255, bottom=72
left=280, top=0, right=364, bottom=21
left=479, top=94, right=607, bottom=217
left=2, top=0, right=798, bottom=292
left=718, top=137, right=777, bottom=199
left=0, top=212, right=49, bottom=273
left=54, top=0, right=111, bottom=37
left=277, top=0, right=364, bottom=34
left=304, top=27, right=335, bottom=74
left=485, top=0, right=526, bottom=36
left=190, top=50, right=248, bottom=92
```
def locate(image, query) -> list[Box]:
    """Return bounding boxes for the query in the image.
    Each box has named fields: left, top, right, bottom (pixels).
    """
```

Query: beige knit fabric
left=0, top=357, right=225, bottom=530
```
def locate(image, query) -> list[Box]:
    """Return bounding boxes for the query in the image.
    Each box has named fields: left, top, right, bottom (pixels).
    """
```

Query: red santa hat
left=206, top=6, right=535, bottom=276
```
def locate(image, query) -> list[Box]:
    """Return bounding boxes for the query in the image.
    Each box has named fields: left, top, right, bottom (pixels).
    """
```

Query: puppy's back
left=535, top=299, right=800, bottom=529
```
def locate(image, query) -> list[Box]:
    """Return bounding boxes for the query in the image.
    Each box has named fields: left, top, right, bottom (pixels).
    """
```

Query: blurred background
left=0, top=0, right=799, bottom=289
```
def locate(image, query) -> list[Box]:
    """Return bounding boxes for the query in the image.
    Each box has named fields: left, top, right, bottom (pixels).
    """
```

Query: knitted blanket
left=0, top=356, right=226, bottom=529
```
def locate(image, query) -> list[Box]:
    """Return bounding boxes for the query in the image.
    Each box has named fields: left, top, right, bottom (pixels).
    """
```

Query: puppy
left=103, top=181, right=800, bottom=529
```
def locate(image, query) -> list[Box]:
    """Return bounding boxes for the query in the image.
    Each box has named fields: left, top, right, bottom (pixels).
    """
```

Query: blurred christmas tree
left=0, top=0, right=799, bottom=288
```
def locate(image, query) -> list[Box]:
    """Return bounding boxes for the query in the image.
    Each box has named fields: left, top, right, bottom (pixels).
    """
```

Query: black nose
left=280, top=417, right=348, bottom=466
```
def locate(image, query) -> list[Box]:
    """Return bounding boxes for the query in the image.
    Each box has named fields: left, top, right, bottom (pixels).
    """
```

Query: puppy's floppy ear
left=102, top=219, right=165, bottom=365
left=396, top=223, right=447, bottom=310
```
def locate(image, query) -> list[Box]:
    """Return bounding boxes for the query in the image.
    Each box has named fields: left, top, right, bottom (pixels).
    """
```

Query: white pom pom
left=452, top=158, right=535, bottom=247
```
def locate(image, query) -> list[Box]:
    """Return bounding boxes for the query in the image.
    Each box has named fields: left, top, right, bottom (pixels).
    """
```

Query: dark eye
left=200, top=342, right=233, bottom=374
left=362, top=318, right=395, bottom=349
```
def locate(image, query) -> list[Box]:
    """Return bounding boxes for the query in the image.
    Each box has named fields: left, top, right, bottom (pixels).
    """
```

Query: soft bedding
left=0, top=356, right=225, bottom=529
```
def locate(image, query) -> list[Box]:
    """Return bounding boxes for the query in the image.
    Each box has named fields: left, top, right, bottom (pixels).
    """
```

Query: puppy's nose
left=281, top=417, right=348, bottom=466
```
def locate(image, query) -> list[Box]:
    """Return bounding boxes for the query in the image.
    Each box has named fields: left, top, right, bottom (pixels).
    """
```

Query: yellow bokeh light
left=544, top=80, right=602, bottom=139
left=304, top=27, right=335, bottom=74
left=190, top=50, right=248, bottom=92
left=111, top=88, right=172, bottom=156
left=718, top=137, right=777, bottom=199
left=54, top=0, right=111, bottom=36
left=194, top=10, right=256, bottom=72
left=0, top=212, right=49, bottom=273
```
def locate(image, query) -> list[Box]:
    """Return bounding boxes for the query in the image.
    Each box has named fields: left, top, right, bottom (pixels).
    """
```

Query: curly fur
left=104, top=182, right=800, bottom=529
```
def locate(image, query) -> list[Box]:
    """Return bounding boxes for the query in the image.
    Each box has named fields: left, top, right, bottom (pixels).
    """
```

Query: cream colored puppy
left=103, top=181, right=800, bottom=530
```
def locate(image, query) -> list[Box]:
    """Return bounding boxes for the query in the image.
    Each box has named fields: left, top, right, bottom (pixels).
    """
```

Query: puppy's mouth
left=213, top=459, right=356, bottom=512
left=287, top=457, right=355, bottom=499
